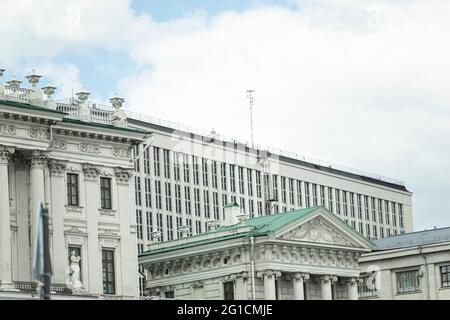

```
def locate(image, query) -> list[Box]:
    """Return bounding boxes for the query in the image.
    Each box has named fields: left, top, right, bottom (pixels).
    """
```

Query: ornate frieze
left=29, top=127, right=49, bottom=139
left=66, top=206, right=83, bottom=215
left=0, top=124, right=16, bottom=136
left=256, top=270, right=282, bottom=279
left=49, top=139, right=67, bottom=150
left=48, top=159, right=68, bottom=176
left=112, top=146, right=132, bottom=159
left=79, top=143, right=101, bottom=154
left=82, top=163, right=101, bottom=180
left=280, top=217, right=354, bottom=247
left=114, top=167, right=133, bottom=184
left=99, top=209, right=116, bottom=218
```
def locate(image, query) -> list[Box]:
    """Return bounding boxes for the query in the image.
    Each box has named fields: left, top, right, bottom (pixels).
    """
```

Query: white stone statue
left=67, top=250, right=83, bottom=291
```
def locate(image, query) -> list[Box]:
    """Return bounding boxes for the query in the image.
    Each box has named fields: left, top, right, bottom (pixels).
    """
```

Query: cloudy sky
left=1, top=0, right=449, bottom=231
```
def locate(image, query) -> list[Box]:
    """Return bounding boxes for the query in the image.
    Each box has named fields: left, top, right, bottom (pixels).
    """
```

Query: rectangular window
left=358, top=274, right=378, bottom=298
left=320, top=185, right=325, bottom=206
left=173, top=152, right=181, bottom=182
left=392, top=202, right=397, bottom=227
left=366, top=223, right=371, bottom=238
left=399, top=204, right=404, bottom=229
left=385, top=201, right=390, bottom=225
left=202, top=158, right=209, bottom=187
left=312, top=183, right=318, bottom=206
left=397, top=270, right=420, bottom=293
left=357, top=194, right=362, bottom=219
left=144, top=178, right=152, bottom=208
left=132, top=145, right=140, bottom=172
left=213, top=192, right=219, bottom=220
left=165, top=182, right=172, bottom=212
left=335, top=189, right=340, bottom=215
left=134, top=176, right=141, bottom=207
left=184, top=186, right=191, bottom=215
left=238, top=167, right=244, bottom=194
left=373, top=225, right=378, bottom=239
left=272, top=175, right=278, bottom=201
left=163, top=149, right=170, bottom=179
left=143, top=146, right=150, bottom=175
left=100, top=178, right=112, bottom=209
left=221, top=163, right=227, bottom=191
left=240, top=197, right=246, bottom=212
left=155, top=180, right=162, bottom=210
left=146, top=211, right=152, bottom=241
left=440, top=265, right=450, bottom=288
left=183, top=154, right=190, bottom=183
left=203, top=190, right=210, bottom=219
left=136, top=209, right=143, bottom=240
left=67, top=173, right=79, bottom=206
left=153, top=147, right=160, bottom=177
left=378, top=199, right=383, bottom=224
left=176, top=216, right=183, bottom=238
left=349, top=192, right=355, bottom=218
left=229, top=165, right=236, bottom=193
left=222, top=194, right=228, bottom=219
left=281, top=177, right=287, bottom=204
left=102, top=249, right=115, bottom=295
left=328, top=187, right=333, bottom=212
left=223, top=282, right=234, bottom=300
left=380, top=227, right=384, bottom=238
left=305, top=183, right=311, bottom=208
left=247, top=169, right=253, bottom=197
left=212, top=161, right=218, bottom=189
left=257, top=201, right=263, bottom=215
left=371, top=198, right=376, bottom=222
left=289, top=179, right=295, bottom=206
left=249, top=199, right=254, bottom=218
left=156, top=212, right=163, bottom=241
left=193, top=156, right=199, bottom=185
left=256, top=171, right=262, bottom=198
left=175, top=184, right=182, bottom=214
left=364, top=196, right=369, bottom=220
left=166, top=215, right=173, bottom=240
left=342, top=191, right=348, bottom=216
left=195, top=220, right=202, bottom=234
left=194, top=188, right=201, bottom=217
left=186, top=218, right=193, bottom=237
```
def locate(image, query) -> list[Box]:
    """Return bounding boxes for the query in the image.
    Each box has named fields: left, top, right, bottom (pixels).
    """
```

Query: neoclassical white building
left=139, top=205, right=374, bottom=300
left=0, top=70, right=148, bottom=299
left=359, top=227, right=450, bottom=300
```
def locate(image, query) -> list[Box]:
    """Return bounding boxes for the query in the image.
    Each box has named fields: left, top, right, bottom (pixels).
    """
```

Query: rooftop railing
left=53, top=98, right=405, bottom=186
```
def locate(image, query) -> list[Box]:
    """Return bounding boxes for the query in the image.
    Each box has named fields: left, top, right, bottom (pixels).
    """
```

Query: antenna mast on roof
left=246, top=90, right=255, bottom=149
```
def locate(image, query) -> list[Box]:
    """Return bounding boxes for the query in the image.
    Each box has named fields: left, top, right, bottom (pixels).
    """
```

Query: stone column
left=29, top=150, right=48, bottom=253
left=48, top=159, right=68, bottom=283
left=293, top=273, right=309, bottom=300
left=83, top=164, right=102, bottom=295
left=320, top=275, right=336, bottom=300
left=234, top=272, right=248, bottom=300
left=258, top=270, right=281, bottom=300
left=0, top=146, right=15, bottom=290
left=347, top=278, right=359, bottom=300
left=115, top=167, right=139, bottom=298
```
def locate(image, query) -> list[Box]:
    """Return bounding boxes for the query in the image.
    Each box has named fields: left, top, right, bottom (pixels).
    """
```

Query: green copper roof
left=140, top=206, right=374, bottom=257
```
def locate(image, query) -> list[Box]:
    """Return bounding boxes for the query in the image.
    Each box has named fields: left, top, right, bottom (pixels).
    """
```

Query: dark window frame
left=102, top=249, right=115, bottom=294
left=100, top=177, right=112, bottom=209
left=67, top=173, right=79, bottom=206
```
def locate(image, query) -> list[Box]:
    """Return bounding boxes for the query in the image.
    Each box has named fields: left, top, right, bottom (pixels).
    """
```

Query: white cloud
left=1, top=0, right=449, bottom=230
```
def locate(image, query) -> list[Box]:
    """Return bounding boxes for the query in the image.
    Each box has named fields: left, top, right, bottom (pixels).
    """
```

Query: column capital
left=345, top=277, right=362, bottom=285
left=29, top=150, right=48, bottom=168
left=48, top=159, right=68, bottom=176
left=82, top=163, right=101, bottom=180
left=293, top=273, right=310, bottom=281
left=0, top=145, right=14, bottom=164
left=114, top=167, right=133, bottom=185
left=320, top=275, right=338, bottom=283
left=257, top=270, right=281, bottom=279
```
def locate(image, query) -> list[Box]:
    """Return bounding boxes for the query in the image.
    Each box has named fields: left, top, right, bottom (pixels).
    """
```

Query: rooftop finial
left=7, top=75, right=22, bottom=88
left=0, top=68, right=4, bottom=78
left=26, top=69, right=42, bottom=87
left=42, top=82, right=57, bottom=100
left=75, top=87, right=90, bottom=102
left=110, top=93, right=125, bottom=109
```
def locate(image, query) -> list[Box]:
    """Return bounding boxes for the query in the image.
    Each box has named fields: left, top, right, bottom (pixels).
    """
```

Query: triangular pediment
left=276, top=209, right=373, bottom=249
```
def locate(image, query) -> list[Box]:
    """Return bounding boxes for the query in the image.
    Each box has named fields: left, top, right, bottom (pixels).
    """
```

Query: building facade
left=138, top=205, right=374, bottom=300
left=358, top=227, right=450, bottom=300
left=126, top=113, right=413, bottom=295
left=0, top=71, right=148, bottom=299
